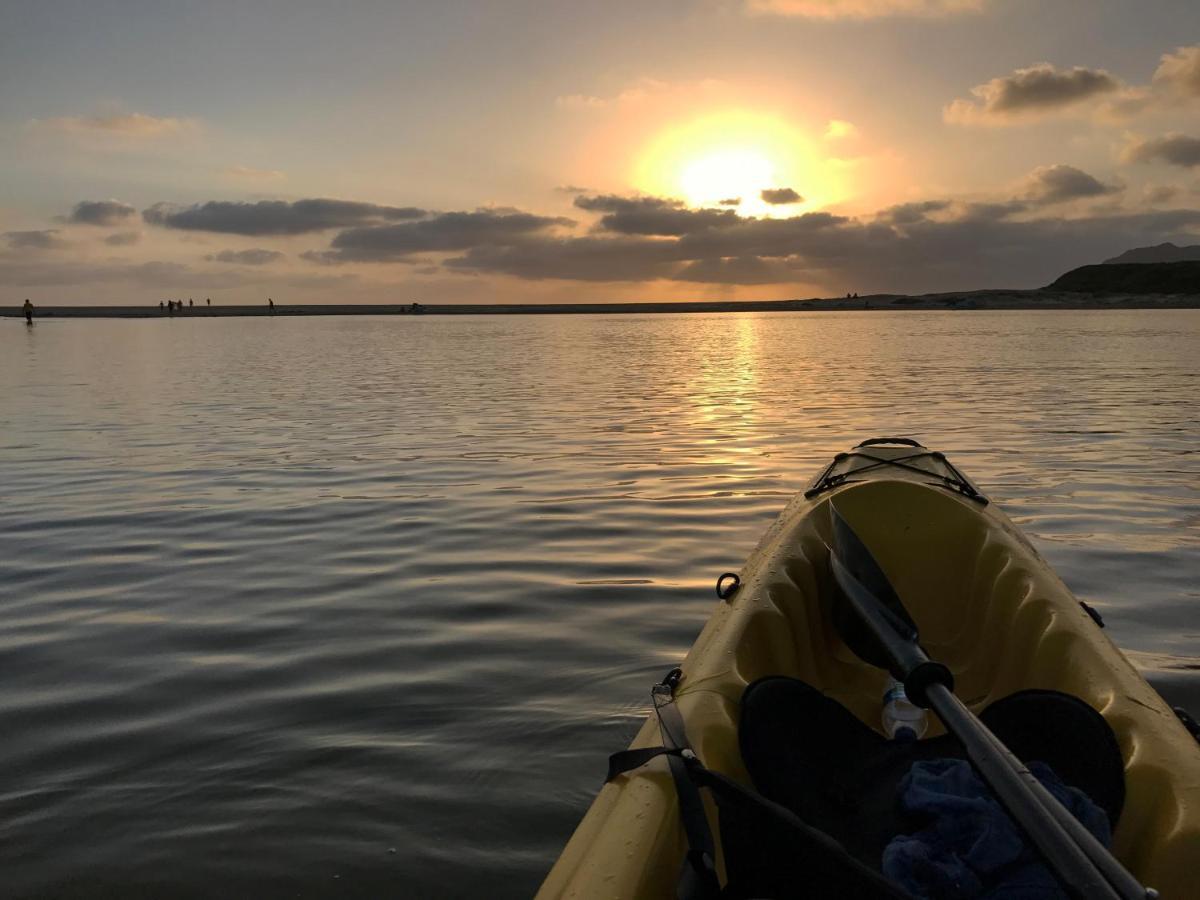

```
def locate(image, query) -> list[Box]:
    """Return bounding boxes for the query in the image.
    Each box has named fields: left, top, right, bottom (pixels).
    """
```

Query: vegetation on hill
left=1047, top=261, right=1200, bottom=294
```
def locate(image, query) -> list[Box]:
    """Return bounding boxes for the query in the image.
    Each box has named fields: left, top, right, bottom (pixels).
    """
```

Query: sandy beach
left=5, top=290, right=1200, bottom=318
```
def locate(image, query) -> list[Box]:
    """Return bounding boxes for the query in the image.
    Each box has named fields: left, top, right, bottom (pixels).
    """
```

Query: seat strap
left=605, top=669, right=919, bottom=900
left=606, top=745, right=684, bottom=782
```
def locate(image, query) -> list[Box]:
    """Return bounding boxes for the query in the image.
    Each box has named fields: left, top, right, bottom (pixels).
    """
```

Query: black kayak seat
left=717, top=677, right=1126, bottom=899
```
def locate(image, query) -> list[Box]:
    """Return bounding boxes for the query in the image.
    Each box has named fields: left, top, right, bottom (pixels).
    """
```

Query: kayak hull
left=538, top=444, right=1200, bottom=899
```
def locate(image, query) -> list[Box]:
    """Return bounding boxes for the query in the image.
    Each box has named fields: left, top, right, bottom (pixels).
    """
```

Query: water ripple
left=1, top=311, right=1197, bottom=898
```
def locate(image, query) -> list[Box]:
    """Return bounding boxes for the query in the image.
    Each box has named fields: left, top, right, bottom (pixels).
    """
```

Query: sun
left=679, top=149, right=775, bottom=209
left=632, top=110, right=847, bottom=216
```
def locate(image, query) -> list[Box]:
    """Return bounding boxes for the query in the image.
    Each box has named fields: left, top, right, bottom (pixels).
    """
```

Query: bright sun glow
left=633, top=110, right=848, bottom=217
left=679, top=149, right=775, bottom=209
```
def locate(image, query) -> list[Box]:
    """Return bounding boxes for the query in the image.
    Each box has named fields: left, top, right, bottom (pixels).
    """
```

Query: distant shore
left=4, top=289, right=1199, bottom=318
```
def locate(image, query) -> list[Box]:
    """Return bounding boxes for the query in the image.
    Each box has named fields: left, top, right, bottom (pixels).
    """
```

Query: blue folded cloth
left=882, top=758, right=1111, bottom=900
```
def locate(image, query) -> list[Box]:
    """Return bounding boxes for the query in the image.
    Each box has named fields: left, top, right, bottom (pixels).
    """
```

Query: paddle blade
left=827, top=502, right=920, bottom=670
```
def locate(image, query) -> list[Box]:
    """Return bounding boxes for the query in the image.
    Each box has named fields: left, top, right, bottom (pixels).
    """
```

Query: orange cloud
left=746, top=0, right=982, bottom=19
left=824, top=119, right=859, bottom=140
left=31, top=111, right=198, bottom=138
left=555, top=79, right=671, bottom=110
left=224, top=165, right=287, bottom=181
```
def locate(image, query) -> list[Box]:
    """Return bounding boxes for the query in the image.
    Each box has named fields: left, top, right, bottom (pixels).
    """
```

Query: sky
left=2, top=0, right=1199, bottom=304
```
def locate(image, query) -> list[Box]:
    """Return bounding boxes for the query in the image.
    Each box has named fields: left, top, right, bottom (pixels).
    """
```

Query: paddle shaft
left=829, top=551, right=1149, bottom=900
left=925, top=683, right=1151, bottom=900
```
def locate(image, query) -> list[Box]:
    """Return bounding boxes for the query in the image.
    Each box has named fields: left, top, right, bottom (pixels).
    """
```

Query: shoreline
left=4, top=290, right=1200, bottom=318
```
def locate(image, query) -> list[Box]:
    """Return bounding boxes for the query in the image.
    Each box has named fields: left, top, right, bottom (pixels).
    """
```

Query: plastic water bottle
left=882, top=680, right=927, bottom=741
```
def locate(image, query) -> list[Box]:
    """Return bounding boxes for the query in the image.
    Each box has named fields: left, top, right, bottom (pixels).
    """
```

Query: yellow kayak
left=539, top=439, right=1200, bottom=899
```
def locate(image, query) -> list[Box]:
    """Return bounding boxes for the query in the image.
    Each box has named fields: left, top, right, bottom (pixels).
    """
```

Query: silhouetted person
left=188, top=298, right=194, bottom=309
left=268, top=297, right=275, bottom=314
left=159, top=301, right=164, bottom=312
left=168, top=301, right=175, bottom=316
left=206, top=297, right=211, bottom=306
left=23, top=298, right=34, bottom=324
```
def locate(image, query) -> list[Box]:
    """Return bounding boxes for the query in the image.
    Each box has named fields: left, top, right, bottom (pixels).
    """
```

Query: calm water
left=2, top=311, right=1198, bottom=898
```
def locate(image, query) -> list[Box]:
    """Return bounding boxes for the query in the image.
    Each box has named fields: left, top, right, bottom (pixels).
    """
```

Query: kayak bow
left=539, top=439, right=1200, bottom=899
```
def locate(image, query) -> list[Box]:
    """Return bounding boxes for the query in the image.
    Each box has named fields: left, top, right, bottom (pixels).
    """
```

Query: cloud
left=206, top=248, right=285, bottom=265
left=4, top=229, right=63, bottom=250
left=1097, top=44, right=1200, bottom=119
left=307, top=209, right=572, bottom=263
left=574, top=194, right=740, bottom=235
left=824, top=119, right=860, bottom=140
left=104, top=231, right=142, bottom=246
left=68, top=199, right=138, bottom=226
left=433, top=209, right=856, bottom=282
left=1021, top=165, right=1121, bottom=205
left=760, top=187, right=804, bottom=205
left=437, top=202, right=1200, bottom=292
left=1143, top=185, right=1180, bottom=205
left=956, top=200, right=1028, bottom=222
left=555, top=78, right=669, bottom=109
left=11, top=188, right=1200, bottom=295
left=1152, top=45, right=1200, bottom=98
left=877, top=200, right=951, bottom=224
left=31, top=111, right=197, bottom=139
left=745, top=0, right=983, bottom=19
left=945, top=63, right=1122, bottom=124
left=224, top=165, right=286, bottom=181
left=555, top=94, right=608, bottom=110
left=1123, top=133, right=1200, bottom=168
left=718, top=197, right=742, bottom=206
left=673, top=255, right=796, bottom=284
left=947, top=44, right=1200, bottom=126
left=143, top=198, right=427, bottom=235
left=555, top=184, right=590, bottom=194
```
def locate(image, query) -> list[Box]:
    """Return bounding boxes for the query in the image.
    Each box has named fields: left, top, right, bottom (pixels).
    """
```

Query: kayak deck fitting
left=538, top=440, right=1200, bottom=899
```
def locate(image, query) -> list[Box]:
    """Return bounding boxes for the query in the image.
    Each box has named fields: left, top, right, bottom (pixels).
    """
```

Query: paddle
left=827, top=503, right=1155, bottom=900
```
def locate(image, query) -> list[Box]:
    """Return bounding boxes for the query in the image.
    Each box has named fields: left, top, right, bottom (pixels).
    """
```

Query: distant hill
left=1047, top=261, right=1200, bottom=294
left=1103, top=242, right=1200, bottom=264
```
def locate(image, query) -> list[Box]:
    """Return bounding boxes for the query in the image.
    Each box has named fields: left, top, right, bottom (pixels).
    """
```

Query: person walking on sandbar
left=23, top=298, right=34, bottom=324
left=268, top=297, right=275, bottom=314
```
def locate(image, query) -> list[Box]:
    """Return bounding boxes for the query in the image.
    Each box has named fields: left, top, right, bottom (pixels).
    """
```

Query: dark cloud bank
left=207, top=248, right=285, bottom=265
left=122, top=174, right=1200, bottom=293
left=4, top=229, right=63, bottom=250
left=70, top=199, right=138, bottom=226
left=1124, top=134, right=1200, bottom=169
left=304, top=210, right=572, bottom=263
left=946, top=43, right=1200, bottom=123
left=143, top=198, right=426, bottom=234
left=947, top=63, right=1121, bottom=121
left=1023, top=165, right=1121, bottom=205
left=572, top=194, right=736, bottom=236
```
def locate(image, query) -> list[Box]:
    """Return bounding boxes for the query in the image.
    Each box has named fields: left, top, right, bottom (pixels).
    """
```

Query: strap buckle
left=660, top=666, right=683, bottom=691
